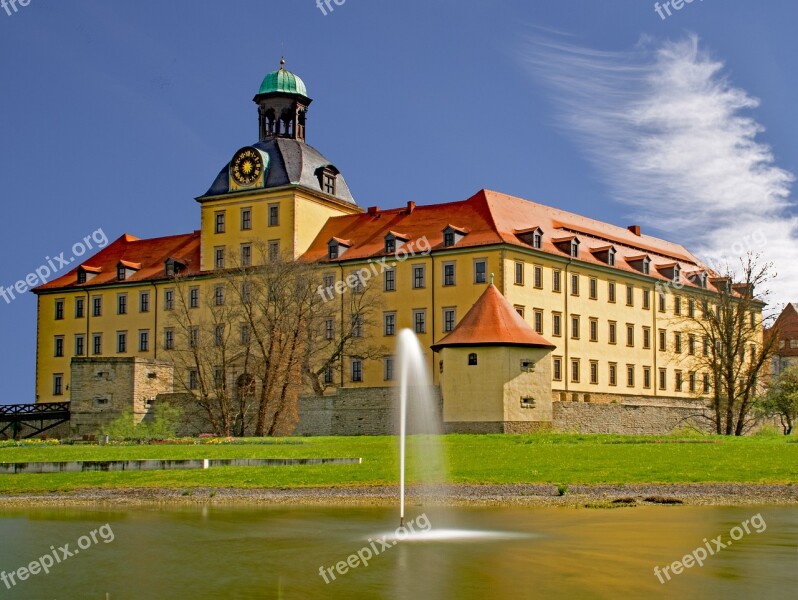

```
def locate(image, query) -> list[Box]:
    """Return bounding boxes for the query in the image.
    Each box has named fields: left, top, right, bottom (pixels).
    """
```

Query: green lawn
left=0, top=434, right=796, bottom=493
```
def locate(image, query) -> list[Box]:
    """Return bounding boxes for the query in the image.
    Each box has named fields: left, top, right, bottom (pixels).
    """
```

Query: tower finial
left=490, top=273, right=495, bottom=285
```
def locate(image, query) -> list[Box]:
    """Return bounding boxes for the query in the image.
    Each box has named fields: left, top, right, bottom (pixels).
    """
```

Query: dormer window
left=328, top=237, right=351, bottom=260
left=657, top=263, right=681, bottom=283
left=76, top=265, right=101, bottom=284
left=688, top=271, right=708, bottom=288
left=165, top=258, right=185, bottom=277
left=316, top=166, right=340, bottom=196
left=116, top=260, right=141, bottom=282
left=442, top=225, right=468, bottom=248
left=625, top=254, right=651, bottom=275
left=591, top=245, right=617, bottom=267
left=673, top=265, right=681, bottom=283
left=515, top=227, right=543, bottom=249
left=384, top=232, right=409, bottom=254
left=553, top=236, right=580, bottom=257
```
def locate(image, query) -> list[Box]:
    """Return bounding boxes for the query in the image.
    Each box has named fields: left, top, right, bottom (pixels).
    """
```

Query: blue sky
left=1, top=0, right=796, bottom=402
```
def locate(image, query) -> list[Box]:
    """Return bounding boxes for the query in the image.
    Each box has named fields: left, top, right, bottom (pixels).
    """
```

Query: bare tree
left=679, top=254, right=778, bottom=435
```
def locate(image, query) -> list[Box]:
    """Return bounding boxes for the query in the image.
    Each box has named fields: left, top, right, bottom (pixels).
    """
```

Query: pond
left=0, top=505, right=794, bottom=599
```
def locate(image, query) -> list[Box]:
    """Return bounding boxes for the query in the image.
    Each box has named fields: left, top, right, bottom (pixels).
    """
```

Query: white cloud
left=524, top=34, right=798, bottom=308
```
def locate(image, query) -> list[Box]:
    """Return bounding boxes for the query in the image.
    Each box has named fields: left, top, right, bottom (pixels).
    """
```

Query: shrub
left=557, top=484, right=569, bottom=496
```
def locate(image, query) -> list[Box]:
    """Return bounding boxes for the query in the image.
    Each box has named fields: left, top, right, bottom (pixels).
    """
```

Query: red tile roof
left=431, top=284, right=556, bottom=350
left=33, top=232, right=201, bottom=292
left=303, top=189, right=721, bottom=291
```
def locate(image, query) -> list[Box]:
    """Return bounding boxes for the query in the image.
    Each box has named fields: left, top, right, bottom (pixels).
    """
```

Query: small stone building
left=432, top=284, right=555, bottom=433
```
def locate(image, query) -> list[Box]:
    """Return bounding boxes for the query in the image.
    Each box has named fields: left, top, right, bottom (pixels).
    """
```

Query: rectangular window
left=268, top=204, right=279, bottom=227
left=139, top=330, right=149, bottom=352
left=189, top=287, right=200, bottom=309
left=75, top=298, right=85, bottom=319
left=443, top=308, right=456, bottom=333
left=626, top=285, right=634, bottom=306
left=675, top=370, right=683, bottom=392
left=384, top=312, right=396, bottom=336
left=188, top=370, right=199, bottom=390
left=675, top=332, right=682, bottom=353
left=214, top=247, right=225, bottom=269
left=688, top=334, right=696, bottom=355
left=589, top=277, right=598, bottom=300
left=553, top=357, right=563, bottom=381
left=214, top=324, right=224, bottom=347
left=688, top=299, right=695, bottom=318
left=53, top=374, right=63, bottom=396
left=515, top=261, right=524, bottom=285
left=55, top=299, right=64, bottom=320
left=214, top=285, right=225, bottom=306
left=659, top=329, right=666, bottom=351
left=54, top=336, right=64, bottom=358
left=609, top=363, right=617, bottom=386
left=117, top=293, right=127, bottom=315
left=570, top=359, right=580, bottom=383
left=703, top=373, right=711, bottom=393
left=241, top=208, right=252, bottom=231
left=474, top=260, right=487, bottom=284
left=553, top=269, right=561, bottom=293
left=608, top=281, right=616, bottom=303
left=643, top=327, right=651, bottom=349
left=413, top=265, right=426, bottom=289
left=675, top=296, right=682, bottom=315
left=324, top=365, right=334, bottom=385
left=214, top=211, right=225, bottom=234
left=589, top=318, right=598, bottom=342
left=164, top=289, right=175, bottom=311
left=189, top=326, right=199, bottom=348
left=627, top=365, right=635, bottom=388
left=413, top=310, right=426, bottom=334
left=384, top=268, right=396, bottom=292
left=571, top=315, right=580, bottom=339
left=139, top=291, right=150, bottom=313
left=74, top=334, right=85, bottom=357
left=351, top=359, right=363, bottom=382
left=384, top=357, right=394, bottom=381
left=590, top=360, right=599, bottom=385
left=533, top=266, right=543, bottom=289
left=689, top=371, right=696, bottom=393
left=571, top=273, right=579, bottom=296
left=117, top=331, right=127, bottom=354
left=241, top=244, right=252, bottom=267
left=92, top=333, right=102, bottom=355
left=351, top=271, right=364, bottom=293
left=240, top=323, right=251, bottom=344
left=443, top=231, right=455, bottom=247
left=608, top=321, right=617, bottom=345
left=534, top=310, right=543, bottom=334
left=626, top=324, right=634, bottom=347
left=643, top=367, right=652, bottom=389
left=164, top=328, right=174, bottom=350
left=659, top=292, right=666, bottom=313
left=515, top=305, right=525, bottom=318
left=443, top=262, right=456, bottom=286
left=552, top=312, right=562, bottom=337
left=325, top=319, right=334, bottom=340
left=642, top=289, right=651, bottom=310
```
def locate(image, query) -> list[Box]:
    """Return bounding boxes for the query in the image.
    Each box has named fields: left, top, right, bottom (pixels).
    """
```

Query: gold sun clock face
left=231, top=147, right=263, bottom=187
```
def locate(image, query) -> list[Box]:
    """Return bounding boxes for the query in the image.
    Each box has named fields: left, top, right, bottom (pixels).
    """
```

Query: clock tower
left=254, top=58, right=312, bottom=142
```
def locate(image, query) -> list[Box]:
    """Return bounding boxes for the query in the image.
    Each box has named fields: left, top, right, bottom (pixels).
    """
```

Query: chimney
left=406, top=201, right=416, bottom=214
left=367, top=206, right=380, bottom=215
left=628, top=225, right=641, bottom=236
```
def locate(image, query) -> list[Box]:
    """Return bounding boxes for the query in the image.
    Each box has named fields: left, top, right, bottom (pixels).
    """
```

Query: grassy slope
left=0, top=434, right=796, bottom=493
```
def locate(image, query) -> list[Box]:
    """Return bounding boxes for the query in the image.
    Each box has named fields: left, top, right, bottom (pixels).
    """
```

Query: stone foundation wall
left=552, top=401, right=711, bottom=435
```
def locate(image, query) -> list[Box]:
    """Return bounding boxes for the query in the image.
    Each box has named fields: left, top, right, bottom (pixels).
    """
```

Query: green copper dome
left=258, top=60, right=308, bottom=97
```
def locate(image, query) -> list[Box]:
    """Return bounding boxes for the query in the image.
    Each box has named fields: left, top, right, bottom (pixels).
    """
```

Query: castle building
left=771, top=303, right=798, bottom=376
left=31, top=63, right=762, bottom=434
